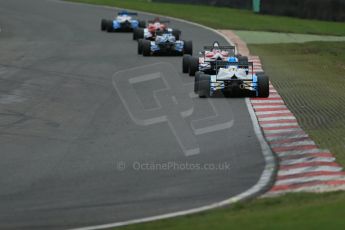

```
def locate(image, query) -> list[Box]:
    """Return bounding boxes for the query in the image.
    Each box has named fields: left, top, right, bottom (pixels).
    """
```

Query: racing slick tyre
left=188, top=56, right=199, bottom=76
left=194, top=71, right=202, bottom=93
left=133, top=28, right=139, bottom=40
left=183, top=41, right=193, bottom=55
left=106, top=20, right=114, bottom=32
left=138, top=39, right=144, bottom=55
left=133, top=28, right=144, bottom=40
left=182, top=55, right=191, bottom=73
left=257, top=72, right=270, bottom=98
left=198, top=74, right=211, bottom=98
left=139, top=20, right=146, bottom=28
left=142, top=40, right=151, bottom=56
left=101, top=19, right=107, bottom=31
left=172, top=29, right=181, bottom=40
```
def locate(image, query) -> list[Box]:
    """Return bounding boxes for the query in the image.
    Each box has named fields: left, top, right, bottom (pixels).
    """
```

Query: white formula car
left=194, top=58, right=269, bottom=98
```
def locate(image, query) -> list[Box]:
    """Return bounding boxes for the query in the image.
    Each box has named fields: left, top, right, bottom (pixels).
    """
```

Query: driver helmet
left=228, top=56, right=238, bottom=63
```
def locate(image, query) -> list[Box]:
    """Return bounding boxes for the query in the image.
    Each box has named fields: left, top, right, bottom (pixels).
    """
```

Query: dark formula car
left=138, top=32, right=192, bottom=56
left=133, top=17, right=181, bottom=41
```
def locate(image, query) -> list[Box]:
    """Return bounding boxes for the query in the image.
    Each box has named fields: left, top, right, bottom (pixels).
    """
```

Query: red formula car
left=133, top=17, right=181, bottom=41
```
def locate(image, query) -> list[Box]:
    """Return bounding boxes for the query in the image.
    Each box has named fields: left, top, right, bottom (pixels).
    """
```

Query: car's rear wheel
left=198, top=74, right=211, bottom=98
left=194, top=71, right=202, bottom=93
left=106, top=20, right=114, bottom=32
left=183, top=41, right=193, bottom=55
left=188, top=57, right=199, bottom=76
left=142, top=40, right=151, bottom=56
left=133, top=28, right=144, bottom=40
left=257, top=73, right=269, bottom=98
left=101, top=19, right=107, bottom=31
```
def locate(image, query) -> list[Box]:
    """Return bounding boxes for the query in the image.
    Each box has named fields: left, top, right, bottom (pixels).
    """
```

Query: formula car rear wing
left=201, top=45, right=236, bottom=57
left=148, top=19, right=170, bottom=24
left=215, top=61, right=254, bottom=77
left=203, top=45, right=235, bottom=51
left=118, top=11, right=138, bottom=16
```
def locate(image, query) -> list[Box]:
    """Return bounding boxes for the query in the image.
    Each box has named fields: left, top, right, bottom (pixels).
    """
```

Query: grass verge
left=67, top=0, right=345, bottom=36
left=249, top=41, right=345, bottom=166
left=113, top=192, right=345, bottom=230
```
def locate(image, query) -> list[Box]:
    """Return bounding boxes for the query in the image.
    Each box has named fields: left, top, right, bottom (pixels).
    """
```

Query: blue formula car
left=138, top=32, right=192, bottom=56
left=194, top=58, right=269, bottom=98
left=101, top=10, right=146, bottom=32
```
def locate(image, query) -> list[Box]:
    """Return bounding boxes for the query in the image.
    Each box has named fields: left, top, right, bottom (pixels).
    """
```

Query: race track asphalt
left=0, top=0, right=265, bottom=229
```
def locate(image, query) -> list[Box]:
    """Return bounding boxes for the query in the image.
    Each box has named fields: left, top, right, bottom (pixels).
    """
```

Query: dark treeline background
left=154, top=0, right=345, bottom=22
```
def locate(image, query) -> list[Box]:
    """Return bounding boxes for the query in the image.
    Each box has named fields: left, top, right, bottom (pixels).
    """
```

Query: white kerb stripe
left=278, top=166, right=343, bottom=176
left=276, top=175, right=345, bottom=186
left=260, top=122, right=299, bottom=128
left=259, top=116, right=296, bottom=121
left=280, top=157, right=336, bottom=166
left=270, top=140, right=315, bottom=148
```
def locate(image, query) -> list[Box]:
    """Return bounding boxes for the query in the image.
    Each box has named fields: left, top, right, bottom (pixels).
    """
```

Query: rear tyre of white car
left=188, top=57, right=199, bottom=76
left=257, top=73, right=269, bottom=98
left=198, top=74, right=210, bottom=98
left=142, top=40, right=151, bottom=56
